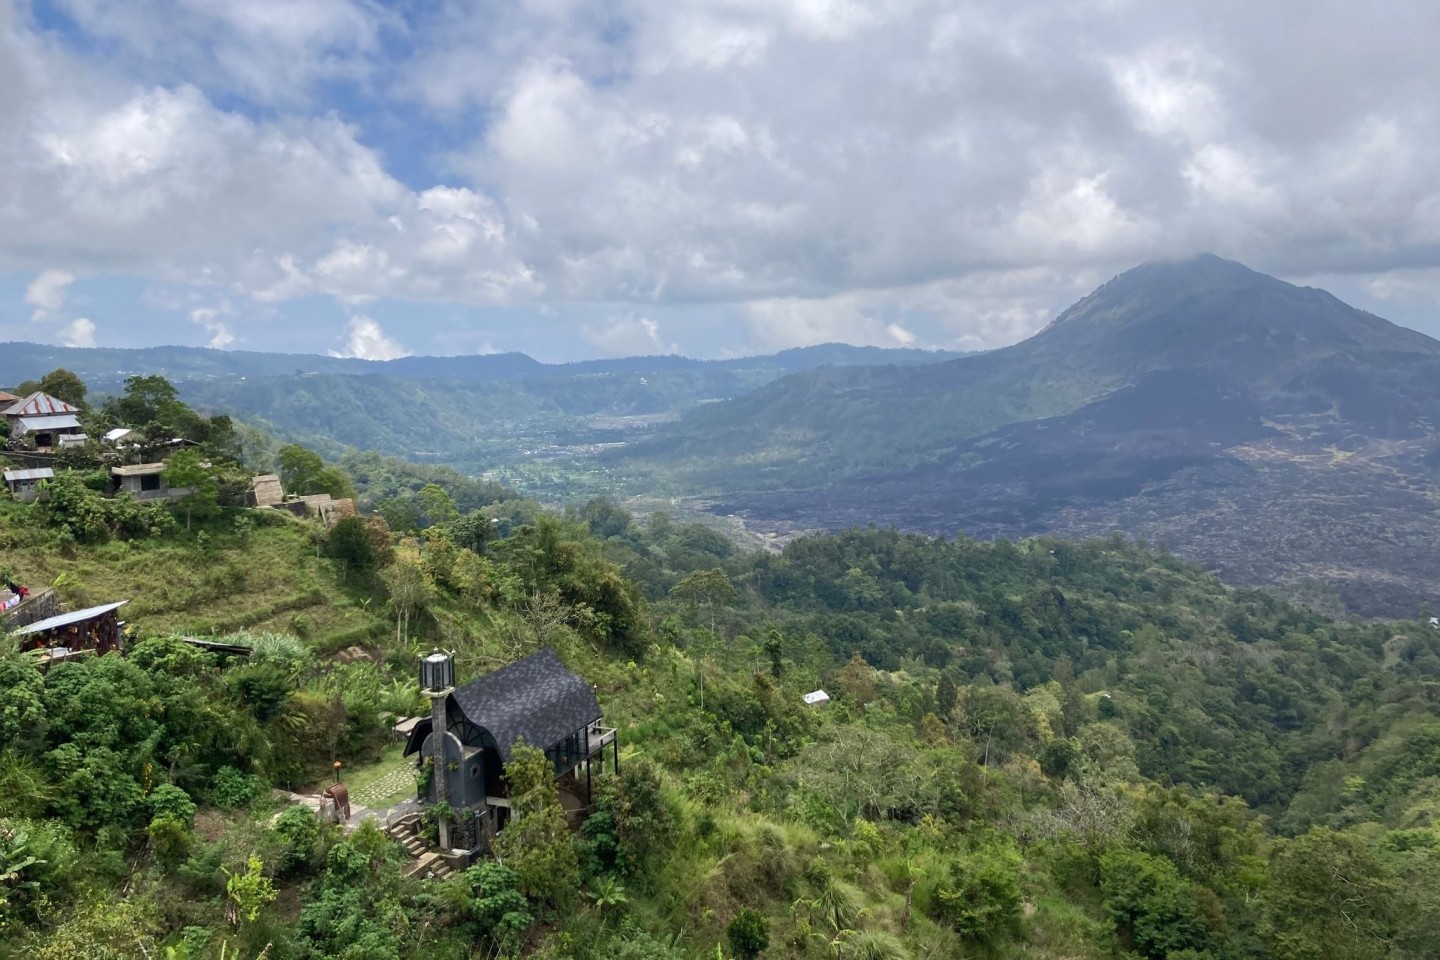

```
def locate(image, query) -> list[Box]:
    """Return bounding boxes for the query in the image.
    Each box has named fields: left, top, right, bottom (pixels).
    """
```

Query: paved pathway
left=352, top=766, right=416, bottom=809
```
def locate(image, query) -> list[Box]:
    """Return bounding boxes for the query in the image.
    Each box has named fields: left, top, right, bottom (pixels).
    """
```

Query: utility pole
left=420, top=650, right=456, bottom=851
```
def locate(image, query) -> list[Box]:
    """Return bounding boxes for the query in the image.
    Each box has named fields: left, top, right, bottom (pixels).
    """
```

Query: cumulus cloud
left=46, top=0, right=390, bottom=106
left=25, top=269, right=75, bottom=320
left=581, top=315, right=678, bottom=357
left=61, top=317, right=95, bottom=347
left=190, top=307, right=236, bottom=349
left=329, top=316, right=410, bottom=360
left=10, top=0, right=1440, bottom=356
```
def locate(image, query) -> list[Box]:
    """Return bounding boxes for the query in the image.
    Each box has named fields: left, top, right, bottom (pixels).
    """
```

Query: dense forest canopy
left=1, top=369, right=1438, bottom=959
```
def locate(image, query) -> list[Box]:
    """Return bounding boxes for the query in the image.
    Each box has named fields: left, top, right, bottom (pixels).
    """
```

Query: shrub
left=209, top=766, right=268, bottom=809
left=270, top=805, right=326, bottom=879
left=726, top=907, right=770, bottom=960
left=930, top=837, right=1024, bottom=943
left=148, top=783, right=197, bottom=827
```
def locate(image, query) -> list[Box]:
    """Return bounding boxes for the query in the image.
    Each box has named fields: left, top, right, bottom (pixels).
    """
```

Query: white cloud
left=580, top=315, right=678, bottom=357
left=60, top=317, right=96, bottom=347
left=25, top=269, right=75, bottom=320
left=329, top=316, right=410, bottom=360
left=190, top=306, right=236, bottom=349
left=743, top=295, right=913, bottom=352
left=885, top=323, right=916, bottom=347
left=47, top=0, right=390, bottom=105
left=9, top=0, right=1440, bottom=356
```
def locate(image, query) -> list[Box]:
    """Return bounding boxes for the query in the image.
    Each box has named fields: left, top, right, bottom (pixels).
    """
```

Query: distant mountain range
left=624, top=255, right=1440, bottom=616
left=0, top=340, right=960, bottom=388
left=0, top=339, right=962, bottom=468
left=10, top=256, right=1440, bottom=615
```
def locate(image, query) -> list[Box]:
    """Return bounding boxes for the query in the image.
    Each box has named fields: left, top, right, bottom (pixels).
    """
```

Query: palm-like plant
left=587, top=874, right=629, bottom=924
left=836, top=929, right=911, bottom=960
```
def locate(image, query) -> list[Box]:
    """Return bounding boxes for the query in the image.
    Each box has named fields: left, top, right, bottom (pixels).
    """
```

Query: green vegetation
left=3, top=369, right=1439, bottom=958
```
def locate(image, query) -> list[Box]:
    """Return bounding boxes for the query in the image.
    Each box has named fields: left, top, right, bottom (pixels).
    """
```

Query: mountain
left=627, top=255, right=1440, bottom=615
left=0, top=338, right=960, bottom=476
left=0, top=340, right=958, bottom=390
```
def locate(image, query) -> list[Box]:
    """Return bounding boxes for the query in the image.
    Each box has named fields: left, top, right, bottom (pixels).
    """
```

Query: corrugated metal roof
left=803, top=690, right=831, bottom=705
left=17, top=600, right=129, bottom=636
left=104, top=428, right=134, bottom=441
left=18, top=414, right=82, bottom=431
left=58, top=434, right=89, bottom=447
left=2, top=392, right=78, bottom=418
left=4, top=468, right=55, bottom=482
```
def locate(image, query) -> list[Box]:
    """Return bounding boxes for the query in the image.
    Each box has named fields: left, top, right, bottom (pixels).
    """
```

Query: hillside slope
left=630, top=256, right=1440, bottom=615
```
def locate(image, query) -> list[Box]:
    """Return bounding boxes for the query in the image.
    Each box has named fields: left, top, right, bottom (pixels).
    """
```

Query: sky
left=2, top=0, right=1440, bottom=362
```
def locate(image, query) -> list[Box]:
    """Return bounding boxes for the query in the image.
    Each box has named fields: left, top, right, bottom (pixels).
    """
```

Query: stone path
left=352, top=766, right=416, bottom=809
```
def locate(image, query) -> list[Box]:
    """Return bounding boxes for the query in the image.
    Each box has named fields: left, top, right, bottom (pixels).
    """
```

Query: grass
left=338, top=742, right=419, bottom=809
left=0, top=503, right=391, bottom=644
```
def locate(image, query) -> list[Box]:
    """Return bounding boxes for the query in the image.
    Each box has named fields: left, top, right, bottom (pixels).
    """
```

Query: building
left=3, top=393, right=81, bottom=449
left=251, top=474, right=285, bottom=508
left=803, top=689, right=832, bottom=707
left=111, top=463, right=193, bottom=500
left=14, top=600, right=129, bottom=658
left=3, top=467, right=54, bottom=502
left=402, top=648, right=617, bottom=853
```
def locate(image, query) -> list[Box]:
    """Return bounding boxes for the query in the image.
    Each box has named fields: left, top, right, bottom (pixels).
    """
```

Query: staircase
left=385, top=814, right=454, bottom=881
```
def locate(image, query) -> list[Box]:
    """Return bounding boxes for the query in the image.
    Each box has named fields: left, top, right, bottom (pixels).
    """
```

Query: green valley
left=3, top=365, right=1439, bottom=959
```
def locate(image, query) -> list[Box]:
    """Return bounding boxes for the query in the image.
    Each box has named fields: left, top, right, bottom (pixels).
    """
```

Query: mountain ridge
left=626, top=255, right=1440, bottom=615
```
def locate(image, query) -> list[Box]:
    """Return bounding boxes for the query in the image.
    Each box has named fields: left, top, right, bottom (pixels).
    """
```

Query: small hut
left=14, top=600, right=129, bottom=657
left=4, top=467, right=54, bottom=502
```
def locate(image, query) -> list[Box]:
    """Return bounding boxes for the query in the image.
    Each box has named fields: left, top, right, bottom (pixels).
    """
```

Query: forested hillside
left=621, top=256, right=1440, bottom=617
left=4, top=434, right=1440, bottom=959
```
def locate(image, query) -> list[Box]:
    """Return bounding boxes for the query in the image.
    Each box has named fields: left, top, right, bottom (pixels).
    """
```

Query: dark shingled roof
left=407, top=649, right=601, bottom=761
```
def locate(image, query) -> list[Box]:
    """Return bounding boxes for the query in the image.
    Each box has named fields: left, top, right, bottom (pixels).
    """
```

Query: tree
left=23, top=369, right=88, bottom=408
left=416, top=483, right=458, bottom=528
left=277, top=444, right=353, bottom=499
left=726, top=907, right=770, bottom=960
left=932, top=838, right=1024, bottom=943
left=451, top=512, right=499, bottom=553
left=379, top=554, right=435, bottom=643
left=467, top=861, right=533, bottom=951
left=669, top=568, right=737, bottom=636
left=1099, top=848, right=1220, bottom=959
left=1262, top=828, right=1396, bottom=960
left=494, top=742, right=579, bottom=910
left=162, top=448, right=216, bottom=530
left=763, top=626, right=784, bottom=678
left=224, top=854, right=277, bottom=925
left=326, top=516, right=378, bottom=575
left=936, top=674, right=958, bottom=720
left=106, top=374, right=179, bottom=425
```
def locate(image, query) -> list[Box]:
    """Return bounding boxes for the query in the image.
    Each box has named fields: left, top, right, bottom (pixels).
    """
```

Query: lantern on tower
left=421, top=650, right=455, bottom=694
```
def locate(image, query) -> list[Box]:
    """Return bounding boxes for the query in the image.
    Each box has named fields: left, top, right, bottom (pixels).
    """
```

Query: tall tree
left=495, top=742, right=578, bottom=909
left=26, top=369, right=88, bottom=409
left=669, top=568, right=737, bottom=636
left=162, top=449, right=216, bottom=530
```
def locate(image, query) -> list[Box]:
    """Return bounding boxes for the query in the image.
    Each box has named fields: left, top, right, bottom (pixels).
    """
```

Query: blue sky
left=3, top=0, right=1440, bottom=361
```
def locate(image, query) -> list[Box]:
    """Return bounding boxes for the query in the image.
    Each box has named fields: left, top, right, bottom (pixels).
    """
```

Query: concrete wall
left=3, top=587, right=59, bottom=631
